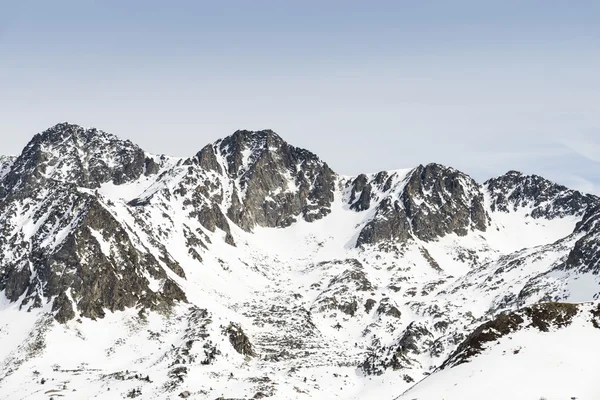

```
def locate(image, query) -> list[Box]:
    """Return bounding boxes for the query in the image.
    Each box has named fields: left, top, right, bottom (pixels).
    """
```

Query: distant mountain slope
left=0, top=122, right=598, bottom=399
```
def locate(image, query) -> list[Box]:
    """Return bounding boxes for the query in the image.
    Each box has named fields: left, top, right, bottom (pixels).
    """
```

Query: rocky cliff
left=0, top=122, right=598, bottom=400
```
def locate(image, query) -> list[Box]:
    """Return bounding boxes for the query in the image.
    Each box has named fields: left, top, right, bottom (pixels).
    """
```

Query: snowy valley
left=0, top=123, right=599, bottom=400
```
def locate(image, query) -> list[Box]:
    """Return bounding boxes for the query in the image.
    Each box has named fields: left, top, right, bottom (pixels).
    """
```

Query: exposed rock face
left=361, top=320, right=438, bottom=375
left=218, top=130, right=336, bottom=230
left=404, top=164, right=488, bottom=239
left=312, top=259, right=374, bottom=317
left=349, top=174, right=371, bottom=211
left=351, top=166, right=600, bottom=249
left=485, top=170, right=598, bottom=218
left=355, top=164, right=488, bottom=246
left=356, top=196, right=413, bottom=245
left=1, top=123, right=158, bottom=198
left=1, top=123, right=600, bottom=399
left=0, top=184, right=187, bottom=322
left=352, top=166, right=600, bottom=249
left=3, top=123, right=596, bottom=325
left=558, top=205, right=600, bottom=274
left=0, top=123, right=185, bottom=322
left=376, top=298, right=402, bottom=318
left=396, top=322, right=434, bottom=358
left=0, top=155, right=15, bottom=180
left=0, top=126, right=341, bottom=323
left=224, top=322, right=256, bottom=357
left=364, top=298, right=377, bottom=313
left=443, top=302, right=580, bottom=368
left=138, top=130, right=336, bottom=243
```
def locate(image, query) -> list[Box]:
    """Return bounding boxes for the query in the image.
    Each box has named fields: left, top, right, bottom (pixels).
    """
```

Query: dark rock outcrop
left=556, top=205, right=600, bottom=274
left=224, top=322, right=256, bottom=357
left=349, top=174, right=372, bottom=211
left=311, top=260, right=374, bottom=317
left=361, top=321, right=434, bottom=375
left=375, top=298, right=402, bottom=318
left=1, top=122, right=599, bottom=342
left=0, top=189, right=187, bottom=322
left=218, top=130, right=336, bottom=230
left=0, top=123, right=184, bottom=322
left=443, top=302, right=580, bottom=368
left=364, top=299, right=377, bottom=313
left=1, top=123, right=156, bottom=198
left=149, top=130, right=336, bottom=246
left=356, top=164, right=488, bottom=246
left=485, top=170, right=598, bottom=218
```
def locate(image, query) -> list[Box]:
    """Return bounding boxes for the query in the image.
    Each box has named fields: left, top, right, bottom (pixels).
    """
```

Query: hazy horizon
left=2, top=1, right=599, bottom=193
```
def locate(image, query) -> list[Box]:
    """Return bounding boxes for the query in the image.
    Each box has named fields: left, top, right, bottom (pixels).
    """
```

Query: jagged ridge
left=0, top=122, right=599, bottom=400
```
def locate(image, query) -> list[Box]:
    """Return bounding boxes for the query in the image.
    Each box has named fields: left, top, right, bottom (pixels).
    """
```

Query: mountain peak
left=230, top=128, right=282, bottom=141
left=218, top=129, right=286, bottom=162
left=505, top=169, right=524, bottom=176
left=30, top=122, right=120, bottom=147
left=418, top=162, right=457, bottom=172
left=352, top=162, right=488, bottom=246
left=485, top=170, right=599, bottom=218
left=1, top=124, right=156, bottom=196
left=1, top=122, right=600, bottom=399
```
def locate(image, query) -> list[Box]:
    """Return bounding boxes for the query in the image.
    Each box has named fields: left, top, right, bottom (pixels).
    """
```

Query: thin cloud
left=557, top=132, right=600, bottom=162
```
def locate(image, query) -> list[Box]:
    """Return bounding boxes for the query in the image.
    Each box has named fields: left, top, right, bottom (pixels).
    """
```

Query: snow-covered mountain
left=0, top=122, right=599, bottom=400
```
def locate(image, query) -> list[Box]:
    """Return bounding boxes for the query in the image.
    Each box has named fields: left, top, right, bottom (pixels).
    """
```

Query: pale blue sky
left=1, top=1, right=599, bottom=192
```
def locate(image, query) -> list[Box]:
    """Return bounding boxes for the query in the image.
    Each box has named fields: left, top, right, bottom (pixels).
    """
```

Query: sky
left=1, top=0, right=599, bottom=193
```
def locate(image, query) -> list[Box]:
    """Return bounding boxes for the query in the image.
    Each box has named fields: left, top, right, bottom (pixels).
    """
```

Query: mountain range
left=0, top=122, right=598, bottom=400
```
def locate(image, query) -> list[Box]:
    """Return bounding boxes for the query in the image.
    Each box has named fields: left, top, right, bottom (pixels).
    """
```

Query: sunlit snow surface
left=395, top=304, right=600, bottom=400
left=0, top=165, right=597, bottom=400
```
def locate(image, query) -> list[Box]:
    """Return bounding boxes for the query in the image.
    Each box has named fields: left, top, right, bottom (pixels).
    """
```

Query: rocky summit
left=0, top=123, right=599, bottom=400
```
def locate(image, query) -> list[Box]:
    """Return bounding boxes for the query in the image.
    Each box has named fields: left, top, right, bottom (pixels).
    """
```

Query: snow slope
left=396, top=303, right=600, bottom=400
left=0, top=123, right=599, bottom=399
